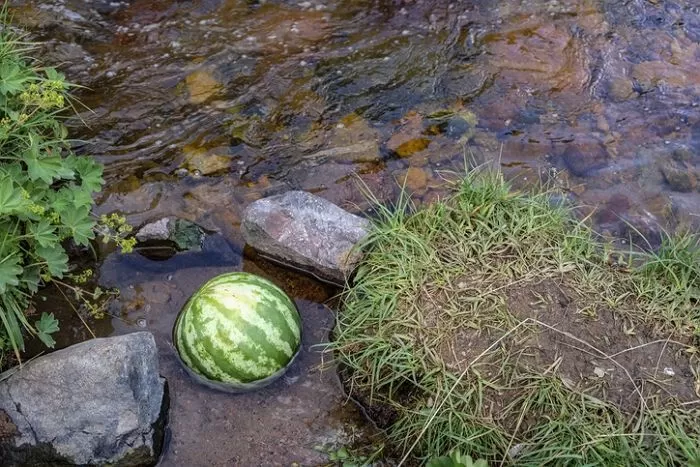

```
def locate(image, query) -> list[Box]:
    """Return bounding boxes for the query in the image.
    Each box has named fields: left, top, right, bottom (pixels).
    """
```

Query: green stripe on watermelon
left=176, top=315, right=221, bottom=382
left=206, top=275, right=299, bottom=328
left=212, top=289, right=297, bottom=356
left=198, top=292, right=296, bottom=360
left=192, top=297, right=283, bottom=380
left=206, top=279, right=299, bottom=333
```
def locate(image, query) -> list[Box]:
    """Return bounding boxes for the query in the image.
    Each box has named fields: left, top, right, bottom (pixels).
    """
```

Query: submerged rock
left=0, top=332, right=168, bottom=466
left=306, top=141, right=381, bottom=164
left=399, top=167, right=429, bottom=193
left=181, top=145, right=231, bottom=176
left=242, top=191, right=370, bottom=284
left=185, top=69, right=222, bottom=105
left=661, top=162, right=698, bottom=192
left=94, top=1, right=130, bottom=16
left=560, top=142, right=609, bottom=177
left=607, top=77, right=635, bottom=102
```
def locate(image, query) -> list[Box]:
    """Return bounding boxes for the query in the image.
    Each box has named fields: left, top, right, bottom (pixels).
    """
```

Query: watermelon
left=173, top=272, right=302, bottom=392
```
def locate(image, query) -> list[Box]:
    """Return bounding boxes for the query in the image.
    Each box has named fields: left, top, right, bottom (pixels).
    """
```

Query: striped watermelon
left=173, top=272, right=302, bottom=392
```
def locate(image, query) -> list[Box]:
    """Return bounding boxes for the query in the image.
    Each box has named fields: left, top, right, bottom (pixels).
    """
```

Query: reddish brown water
left=11, top=0, right=700, bottom=464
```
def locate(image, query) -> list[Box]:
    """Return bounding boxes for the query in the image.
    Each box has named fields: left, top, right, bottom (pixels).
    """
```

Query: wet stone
left=135, top=217, right=206, bottom=251
left=306, top=141, right=381, bottom=164
left=242, top=191, right=370, bottom=284
left=185, top=69, right=222, bottom=105
left=391, top=138, right=431, bottom=158
left=661, top=162, right=698, bottom=192
left=446, top=116, right=472, bottom=138
left=182, top=146, right=231, bottom=176
left=387, top=111, right=431, bottom=158
left=400, top=167, right=429, bottom=193
left=560, top=142, right=609, bottom=177
left=95, top=1, right=130, bottom=15
left=608, top=78, right=635, bottom=102
left=619, top=214, right=664, bottom=251
left=673, top=147, right=694, bottom=163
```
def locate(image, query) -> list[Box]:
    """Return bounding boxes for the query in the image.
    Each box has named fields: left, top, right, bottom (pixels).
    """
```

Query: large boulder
left=242, top=191, right=370, bottom=284
left=0, top=332, right=168, bottom=466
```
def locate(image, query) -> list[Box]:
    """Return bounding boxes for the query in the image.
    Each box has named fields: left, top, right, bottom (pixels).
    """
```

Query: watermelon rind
left=172, top=272, right=302, bottom=393
left=173, top=342, right=301, bottom=393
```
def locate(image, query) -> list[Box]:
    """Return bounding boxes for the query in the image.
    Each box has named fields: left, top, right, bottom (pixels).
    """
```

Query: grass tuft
left=331, top=168, right=700, bottom=465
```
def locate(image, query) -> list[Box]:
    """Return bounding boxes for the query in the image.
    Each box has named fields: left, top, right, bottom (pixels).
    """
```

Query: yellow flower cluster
left=19, top=81, right=65, bottom=110
left=72, top=268, right=93, bottom=284
left=99, top=213, right=136, bottom=253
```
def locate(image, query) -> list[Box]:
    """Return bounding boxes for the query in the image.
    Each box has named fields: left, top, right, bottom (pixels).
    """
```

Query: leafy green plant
left=0, top=15, right=108, bottom=360
left=35, top=311, right=59, bottom=348
left=426, top=450, right=488, bottom=467
left=315, top=443, right=385, bottom=467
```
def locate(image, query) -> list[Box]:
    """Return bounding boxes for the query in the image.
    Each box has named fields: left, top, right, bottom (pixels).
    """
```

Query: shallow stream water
left=10, top=0, right=700, bottom=464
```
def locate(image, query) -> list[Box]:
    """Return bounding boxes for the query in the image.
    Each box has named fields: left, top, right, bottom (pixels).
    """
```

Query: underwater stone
left=661, top=162, right=697, bottom=192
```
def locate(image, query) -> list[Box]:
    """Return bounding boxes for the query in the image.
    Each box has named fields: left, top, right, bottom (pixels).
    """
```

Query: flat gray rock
left=242, top=191, right=370, bottom=284
left=0, top=332, right=168, bottom=466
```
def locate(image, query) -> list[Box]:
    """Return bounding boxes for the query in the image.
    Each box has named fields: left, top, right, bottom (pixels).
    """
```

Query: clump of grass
left=631, top=232, right=700, bottom=334
left=331, top=169, right=700, bottom=465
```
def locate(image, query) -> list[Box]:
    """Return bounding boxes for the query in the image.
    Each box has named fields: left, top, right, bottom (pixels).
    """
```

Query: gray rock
left=242, top=191, right=370, bottom=284
left=0, top=332, right=168, bottom=466
left=607, top=77, right=635, bottom=102
left=136, top=218, right=172, bottom=242
left=135, top=217, right=205, bottom=251
left=672, top=147, right=694, bottom=163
